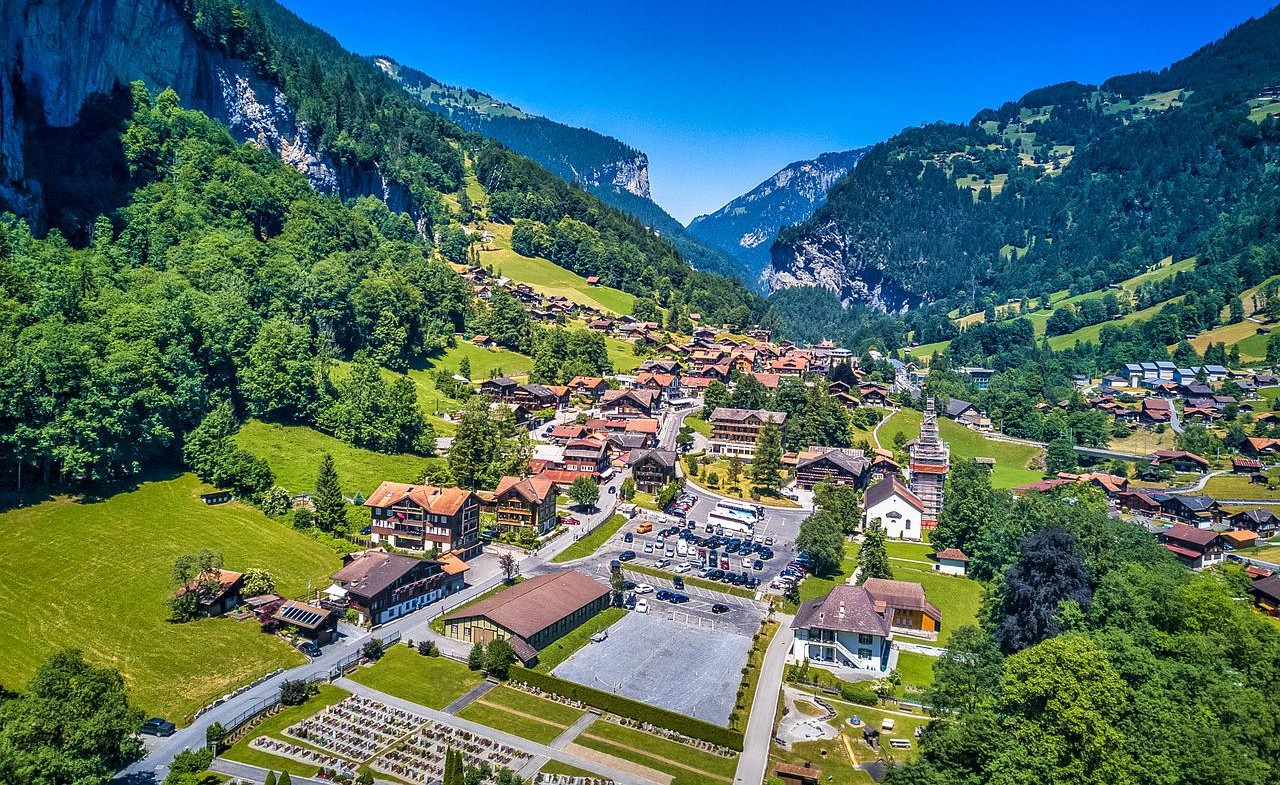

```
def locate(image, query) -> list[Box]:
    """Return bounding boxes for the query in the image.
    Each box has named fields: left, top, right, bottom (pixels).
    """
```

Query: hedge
left=510, top=666, right=745, bottom=751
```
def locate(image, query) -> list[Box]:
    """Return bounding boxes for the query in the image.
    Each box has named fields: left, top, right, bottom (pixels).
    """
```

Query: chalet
left=863, top=476, right=924, bottom=541
left=585, top=275, right=601, bottom=286
left=933, top=548, right=969, bottom=576
left=957, top=366, right=994, bottom=390
left=1249, top=574, right=1280, bottom=618
left=751, top=372, right=783, bottom=390
left=628, top=448, right=679, bottom=492
left=1116, top=490, right=1161, bottom=516
left=1157, top=494, right=1220, bottom=526
left=625, top=418, right=661, bottom=438
left=1241, top=437, right=1280, bottom=457
left=479, top=377, right=519, bottom=402
left=708, top=407, right=788, bottom=459
left=562, top=438, right=609, bottom=476
left=770, top=356, right=810, bottom=377
left=178, top=569, right=244, bottom=617
left=632, top=372, right=681, bottom=403
left=493, top=476, right=559, bottom=536
left=1148, top=450, right=1210, bottom=474
left=1157, top=524, right=1224, bottom=569
left=491, top=402, right=531, bottom=428
left=514, top=384, right=570, bottom=411
left=362, top=481, right=481, bottom=558
left=567, top=376, right=610, bottom=401
left=331, top=550, right=468, bottom=625
left=599, top=389, right=656, bottom=419
left=791, top=585, right=894, bottom=673
left=547, top=424, right=588, bottom=444
left=775, top=763, right=823, bottom=785
left=1230, top=508, right=1280, bottom=538
left=1141, top=398, right=1171, bottom=424
left=1221, top=529, right=1259, bottom=551
left=795, top=446, right=871, bottom=489
left=944, top=398, right=987, bottom=430
left=859, top=385, right=892, bottom=407
left=470, top=334, right=493, bottom=348
left=863, top=578, right=943, bottom=640
left=1233, top=457, right=1264, bottom=474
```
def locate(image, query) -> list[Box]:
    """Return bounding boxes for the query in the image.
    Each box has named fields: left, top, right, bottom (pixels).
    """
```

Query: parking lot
left=551, top=611, right=754, bottom=726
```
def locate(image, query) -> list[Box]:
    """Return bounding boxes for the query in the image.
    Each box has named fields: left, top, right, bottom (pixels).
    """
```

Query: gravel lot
left=551, top=611, right=753, bottom=726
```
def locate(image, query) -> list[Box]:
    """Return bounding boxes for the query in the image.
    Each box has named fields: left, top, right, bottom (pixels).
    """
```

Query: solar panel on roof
left=281, top=605, right=322, bottom=627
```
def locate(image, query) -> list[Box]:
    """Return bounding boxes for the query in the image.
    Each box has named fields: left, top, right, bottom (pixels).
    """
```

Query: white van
left=677, top=541, right=689, bottom=557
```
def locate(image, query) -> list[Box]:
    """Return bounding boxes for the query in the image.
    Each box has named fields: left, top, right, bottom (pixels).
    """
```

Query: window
left=858, top=648, right=873, bottom=659
left=858, top=633, right=874, bottom=645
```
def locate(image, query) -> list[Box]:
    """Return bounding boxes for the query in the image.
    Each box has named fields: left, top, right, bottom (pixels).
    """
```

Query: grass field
left=693, top=459, right=800, bottom=507
left=1235, top=331, right=1270, bottom=361
left=347, top=645, right=483, bottom=709
left=0, top=473, right=341, bottom=721
left=552, top=514, right=628, bottom=563
left=1188, top=319, right=1265, bottom=355
left=457, top=685, right=586, bottom=745
left=533, top=606, right=628, bottom=671
left=845, top=541, right=984, bottom=646
left=222, top=684, right=350, bottom=777
left=878, top=408, right=1042, bottom=489
left=896, top=651, right=936, bottom=692
left=540, top=760, right=606, bottom=779
left=1109, top=426, right=1177, bottom=455
left=1202, top=474, right=1280, bottom=501
left=1047, top=295, right=1184, bottom=350
left=422, top=340, right=535, bottom=381
left=577, top=720, right=737, bottom=784
left=234, top=420, right=436, bottom=496
left=1241, top=545, right=1280, bottom=562
left=605, top=336, right=646, bottom=373
left=685, top=415, right=712, bottom=437
left=480, top=223, right=636, bottom=315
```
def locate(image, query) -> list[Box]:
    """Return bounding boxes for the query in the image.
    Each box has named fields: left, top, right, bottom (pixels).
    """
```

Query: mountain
left=373, top=55, right=753, bottom=283
left=687, top=148, right=869, bottom=282
left=767, top=7, right=1280, bottom=313
left=0, top=0, right=760, bottom=320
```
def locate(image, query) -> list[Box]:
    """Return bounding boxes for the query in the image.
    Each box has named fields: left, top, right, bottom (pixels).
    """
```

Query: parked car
left=295, top=640, right=322, bottom=658
left=669, top=593, right=690, bottom=604
left=654, top=558, right=671, bottom=569
left=624, top=593, right=637, bottom=609
left=711, top=603, right=730, bottom=614
left=623, top=532, right=634, bottom=543
left=635, top=599, right=648, bottom=613
left=622, top=579, right=637, bottom=590
left=643, top=543, right=654, bottom=553
left=674, top=562, right=693, bottom=574
left=634, top=583, right=654, bottom=594
left=673, top=576, right=685, bottom=590
left=619, top=550, right=637, bottom=561
left=140, top=718, right=176, bottom=737
left=764, top=536, right=775, bottom=546
left=753, top=559, right=764, bottom=571
left=656, top=589, right=673, bottom=601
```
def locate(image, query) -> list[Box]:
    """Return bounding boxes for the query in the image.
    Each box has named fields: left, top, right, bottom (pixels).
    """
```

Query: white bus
left=715, top=500, right=763, bottom=521
left=707, top=510, right=753, bottom=535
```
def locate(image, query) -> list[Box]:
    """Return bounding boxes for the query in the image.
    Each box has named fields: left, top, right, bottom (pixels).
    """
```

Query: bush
left=417, top=639, right=438, bottom=657
left=362, top=638, right=385, bottom=661
left=280, top=679, right=318, bottom=706
left=839, top=681, right=879, bottom=706
left=511, top=665, right=744, bottom=751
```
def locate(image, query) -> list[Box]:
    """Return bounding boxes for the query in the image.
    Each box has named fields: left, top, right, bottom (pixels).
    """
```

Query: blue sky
left=281, top=0, right=1274, bottom=223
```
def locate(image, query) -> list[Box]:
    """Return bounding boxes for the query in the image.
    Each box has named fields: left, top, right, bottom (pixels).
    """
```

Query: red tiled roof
left=933, top=548, right=969, bottom=562
left=363, top=482, right=475, bottom=515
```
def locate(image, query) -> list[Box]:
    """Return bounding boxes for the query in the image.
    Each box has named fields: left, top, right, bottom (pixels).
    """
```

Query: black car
left=622, top=579, right=637, bottom=590
left=623, top=532, right=634, bottom=543
left=673, top=576, right=685, bottom=590
left=619, top=550, right=637, bottom=561
left=140, top=718, right=176, bottom=737
left=707, top=568, right=725, bottom=580
left=711, top=603, right=730, bottom=614
left=296, top=640, right=322, bottom=657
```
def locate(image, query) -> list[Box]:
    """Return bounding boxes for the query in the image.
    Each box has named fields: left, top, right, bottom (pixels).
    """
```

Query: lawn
left=540, top=760, right=606, bottom=779
left=1235, top=331, right=1270, bottom=362
left=576, top=720, right=736, bottom=784
left=684, top=415, right=712, bottom=437
left=347, top=645, right=483, bottom=709
left=457, top=685, right=585, bottom=744
left=1189, top=319, right=1264, bottom=355
left=692, top=458, right=800, bottom=507
left=1047, top=296, right=1184, bottom=350
left=878, top=408, right=1042, bottom=489
left=552, top=514, right=628, bottom=563
left=795, top=550, right=860, bottom=607
left=605, top=336, right=645, bottom=373
left=1202, top=474, right=1280, bottom=501
left=533, top=606, right=628, bottom=671
left=771, top=737, right=876, bottom=785
left=1241, top=545, right=1280, bottom=562
left=480, top=223, right=636, bottom=315
left=895, top=651, right=936, bottom=693
left=889, top=563, right=983, bottom=647
left=222, top=684, right=350, bottom=777
left=234, top=420, right=436, bottom=497
left=791, top=686, right=936, bottom=766
left=1109, top=427, right=1176, bottom=455
left=420, top=340, right=534, bottom=381
left=0, top=473, right=341, bottom=722
left=731, top=619, right=779, bottom=733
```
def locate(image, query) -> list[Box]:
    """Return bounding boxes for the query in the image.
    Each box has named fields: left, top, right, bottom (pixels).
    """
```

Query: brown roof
left=362, top=482, right=475, bottom=516
left=179, top=568, right=243, bottom=602
left=1162, top=523, right=1220, bottom=547
left=442, top=571, right=609, bottom=640
left=438, top=552, right=471, bottom=576
left=864, top=475, right=923, bottom=511
left=933, top=548, right=969, bottom=562
left=791, top=585, right=889, bottom=637
left=601, top=389, right=656, bottom=408
left=272, top=599, right=332, bottom=631
left=333, top=551, right=436, bottom=599
left=625, top=418, right=661, bottom=435
left=708, top=407, right=787, bottom=425
left=775, top=763, right=822, bottom=781
left=863, top=578, right=942, bottom=622
left=495, top=475, right=558, bottom=504
left=629, top=448, right=678, bottom=469
left=796, top=446, right=869, bottom=476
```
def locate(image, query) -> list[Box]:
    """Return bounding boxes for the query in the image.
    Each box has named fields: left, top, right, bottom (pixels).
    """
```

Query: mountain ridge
left=687, top=147, right=869, bottom=282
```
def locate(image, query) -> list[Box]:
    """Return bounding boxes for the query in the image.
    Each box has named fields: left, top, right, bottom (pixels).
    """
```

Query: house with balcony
left=562, top=438, right=609, bottom=476
left=362, top=482, right=482, bottom=559
left=863, top=578, right=942, bottom=640
left=795, top=446, right=871, bottom=489
left=628, top=448, right=678, bottom=492
left=330, top=550, right=468, bottom=626
left=493, top=476, right=559, bottom=536
left=708, top=407, right=788, bottom=460
left=600, top=389, right=656, bottom=418
left=567, top=376, right=610, bottom=401
left=790, top=585, right=895, bottom=673
left=1157, top=523, right=1224, bottom=569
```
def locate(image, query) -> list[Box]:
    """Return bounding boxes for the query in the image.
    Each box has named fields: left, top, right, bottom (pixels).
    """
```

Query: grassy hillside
left=480, top=223, right=637, bottom=315
left=0, top=474, right=340, bottom=721
left=234, top=420, right=436, bottom=495
left=1047, top=295, right=1185, bottom=350
left=879, top=408, right=1043, bottom=489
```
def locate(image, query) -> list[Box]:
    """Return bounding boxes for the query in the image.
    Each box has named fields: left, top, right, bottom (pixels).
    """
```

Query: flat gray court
left=551, top=611, right=753, bottom=726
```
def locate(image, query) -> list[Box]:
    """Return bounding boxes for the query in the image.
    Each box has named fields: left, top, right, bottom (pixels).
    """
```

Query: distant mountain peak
left=686, top=147, right=869, bottom=282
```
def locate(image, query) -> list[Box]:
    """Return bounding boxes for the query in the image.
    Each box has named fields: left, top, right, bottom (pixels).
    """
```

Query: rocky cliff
left=687, top=148, right=868, bottom=283
left=1, top=0, right=413, bottom=227
left=762, top=218, right=919, bottom=313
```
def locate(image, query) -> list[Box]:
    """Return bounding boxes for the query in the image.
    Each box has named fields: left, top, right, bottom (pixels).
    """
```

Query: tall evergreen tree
left=313, top=453, right=346, bottom=532
left=856, top=518, right=893, bottom=584
left=750, top=423, right=784, bottom=492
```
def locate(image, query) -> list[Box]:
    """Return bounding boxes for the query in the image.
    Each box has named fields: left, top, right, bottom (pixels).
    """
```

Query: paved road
left=734, top=614, right=794, bottom=785
left=1167, top=469, right=1229, bottom=493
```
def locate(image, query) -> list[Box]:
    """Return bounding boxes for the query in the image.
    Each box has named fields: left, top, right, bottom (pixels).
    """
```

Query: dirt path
left=563, top=742, right=673, bottom=785
left=576, top=732, right=731, bottom=781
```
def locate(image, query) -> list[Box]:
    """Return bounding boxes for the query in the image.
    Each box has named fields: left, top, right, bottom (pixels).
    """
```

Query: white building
left=933, top=548, right=970, bottom=576
left=863, top=476, right=925, bottom=541
left=790, top=585, right=896, bottom=673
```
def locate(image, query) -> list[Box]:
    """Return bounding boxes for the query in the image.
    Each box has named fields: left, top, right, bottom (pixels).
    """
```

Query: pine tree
left=313, top=453, right=346, bottom=532
left=750, top=423, right=784, bottom=493
left=856, top=518, right=893, bottom=584
left=264, top=773, right=277, bottom=785
left=468, top=642, right=487, bottom=671
left=278, top=773, right=292, bottom=785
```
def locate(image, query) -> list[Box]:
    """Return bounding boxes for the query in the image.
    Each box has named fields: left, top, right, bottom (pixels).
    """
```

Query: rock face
left=1, top=0, right=414, bottom=225
left=687, top=148, right=868, bottom=282
left=763, top=219, right=919, bottom=313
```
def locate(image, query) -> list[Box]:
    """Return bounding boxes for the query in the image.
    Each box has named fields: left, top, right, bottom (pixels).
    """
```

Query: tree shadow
left=0, top=465, right=185, bottom=515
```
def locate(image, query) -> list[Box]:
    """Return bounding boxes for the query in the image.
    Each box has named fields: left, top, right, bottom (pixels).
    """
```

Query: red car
left=563, top=517, right=580, bottom=526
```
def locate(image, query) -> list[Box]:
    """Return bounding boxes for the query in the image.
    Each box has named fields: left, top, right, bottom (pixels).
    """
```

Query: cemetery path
left=443, top=680, right=496, bottom=714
